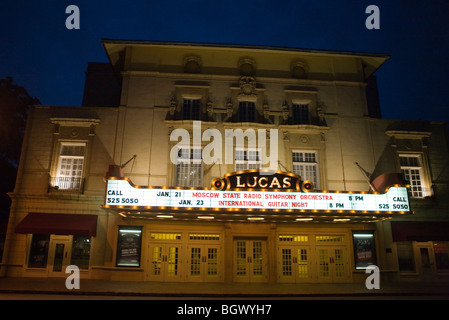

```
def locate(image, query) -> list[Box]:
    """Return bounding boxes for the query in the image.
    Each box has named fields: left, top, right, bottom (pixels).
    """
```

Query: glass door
left=48, top=236, right=71, bottom=277
left=186, top=245, right=222, bottom=282
left=317, top=247, right=331, bottom=282
left=233, top=239, right=267, bottom=283
left=278, top=246, right=312, bottom=283
left=416, top=242, right=436, bottom=279
left=316, top=246, right=350, bottom=283
left=147, top=243, right=182, bottom=282
left=235, top=240, right=248, bottom=281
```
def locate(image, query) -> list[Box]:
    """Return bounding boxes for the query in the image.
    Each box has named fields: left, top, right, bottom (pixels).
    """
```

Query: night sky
left=1, top=0, right=448, bottom=123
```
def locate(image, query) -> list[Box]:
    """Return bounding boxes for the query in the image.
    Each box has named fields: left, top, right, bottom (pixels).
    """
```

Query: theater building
left=1, top=40, right=449, bottom=287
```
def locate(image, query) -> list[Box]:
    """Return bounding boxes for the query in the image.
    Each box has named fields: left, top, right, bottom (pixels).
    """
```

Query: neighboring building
left=1, top=40, right=448, bottom=288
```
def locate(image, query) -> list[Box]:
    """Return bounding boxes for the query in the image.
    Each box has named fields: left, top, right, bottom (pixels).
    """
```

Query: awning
left=391, top=221, right=449, bottom=242
left=15, top=213, right=97, bottom=237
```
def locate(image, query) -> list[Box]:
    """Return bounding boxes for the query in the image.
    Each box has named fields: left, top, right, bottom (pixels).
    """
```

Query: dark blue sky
left=1, top=0, right=448, bottom=123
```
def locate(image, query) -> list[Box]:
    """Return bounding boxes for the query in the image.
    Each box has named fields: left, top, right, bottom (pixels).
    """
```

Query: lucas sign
left=104, top=171, right=411, bottom=214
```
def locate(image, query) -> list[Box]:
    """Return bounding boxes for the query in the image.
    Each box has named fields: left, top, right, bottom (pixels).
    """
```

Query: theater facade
left=1, top=40, right=449, bottom=286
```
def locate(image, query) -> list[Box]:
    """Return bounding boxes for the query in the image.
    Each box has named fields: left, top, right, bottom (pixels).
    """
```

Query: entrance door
left=186, top=245, right=222, bottom=282
left=48, top=237, right=71, bottom=277
left=278, top=246, right=313, bottom=283
left=233, top=239, right=268, bottom=283
left=416, top=242, right=436, bottom=279
left=316, top=246, right=350, bottom=282
left=147, top=243, right=182, bottom=282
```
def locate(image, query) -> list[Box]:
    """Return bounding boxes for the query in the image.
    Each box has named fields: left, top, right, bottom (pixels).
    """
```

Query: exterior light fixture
left=353, top=234, right=373, bottom=238
left=156, top=215, right=173, bottom=218
left=301, top=180, right=314, bottom=192
left=119, top=229, right=142, bottom=233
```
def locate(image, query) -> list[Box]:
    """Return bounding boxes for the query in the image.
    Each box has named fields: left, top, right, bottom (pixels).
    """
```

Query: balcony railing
left=48, top=177, right=85, bottom=193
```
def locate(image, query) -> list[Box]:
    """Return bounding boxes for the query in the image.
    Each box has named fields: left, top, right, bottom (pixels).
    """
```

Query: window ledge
left=385, top=130, right=432, bottom=139
left=223, top=122, right=275, bottom=130
left=164, top=119, right=218, bottom=129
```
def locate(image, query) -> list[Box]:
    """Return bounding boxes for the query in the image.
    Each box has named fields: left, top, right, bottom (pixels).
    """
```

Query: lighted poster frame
left=352, top=231, right=377, bottom=270
left=116, top=226, right=142, bottom=267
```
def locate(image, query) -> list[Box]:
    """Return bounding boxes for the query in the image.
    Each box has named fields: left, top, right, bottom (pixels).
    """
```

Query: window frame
left=396, top=241, right=416, bottom=273
left=292, top=150, right=320, bottom=189
left=434, top=241, right=449, bottom=272
left=53, top=142, right=86, bottom=191
left=70, top=235, right=91, bottom=270
left=235, top=148, right=261, bottom=171
left=174, top=147, right=203, bottom=187
left=27, top=234, right=50, bottom=268
left=292, top=103, right=311, bottom=125
left=238, top=101, right=256, bottom=122
left=182, top=98, right=201, bottom=120
left=398, top=154, right=429, bottom=198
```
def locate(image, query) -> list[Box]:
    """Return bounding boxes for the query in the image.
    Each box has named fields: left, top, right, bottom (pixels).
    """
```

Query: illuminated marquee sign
left=212, top=170, right=307, bottom=191
left=104, top=170, right=411, bottom=214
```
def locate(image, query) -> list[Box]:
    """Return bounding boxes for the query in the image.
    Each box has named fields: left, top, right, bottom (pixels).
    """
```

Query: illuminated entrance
left=104, top=169, right=411, bottom=284
left=276, top=234, right=351, bottom=283
left=277, top=235, right=312, bottom=283
left=146, top=233, right=183, bottom=282
left=145, top=232, right=224, bottom=282
left=186, top=244, right=221, bottom=282
left=316, top=247, right=350, bottom=282
left=48, top=236, right=72, bottom=277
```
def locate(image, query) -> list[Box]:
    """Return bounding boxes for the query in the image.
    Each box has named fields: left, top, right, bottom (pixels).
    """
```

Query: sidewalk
left=1, top=277, right=449, bottom=298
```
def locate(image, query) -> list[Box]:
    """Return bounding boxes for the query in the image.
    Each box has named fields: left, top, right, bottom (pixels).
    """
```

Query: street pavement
left=0, top=276, right=448, bottom=299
